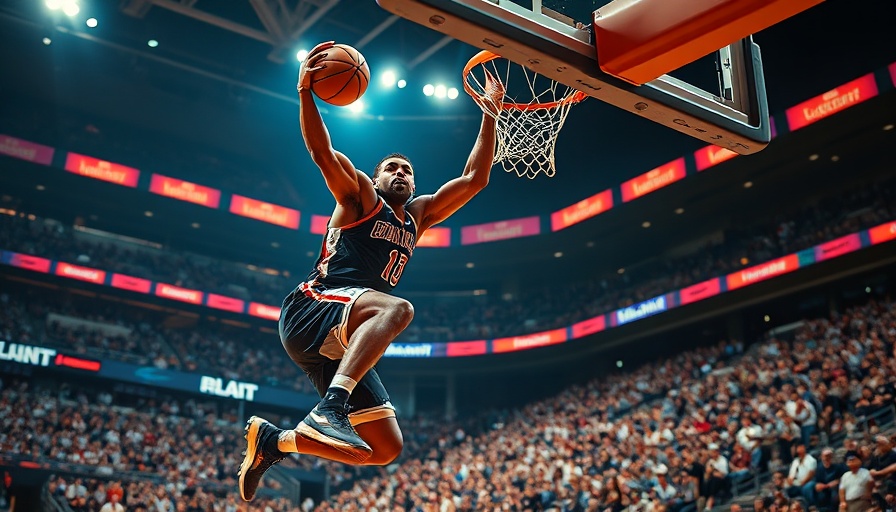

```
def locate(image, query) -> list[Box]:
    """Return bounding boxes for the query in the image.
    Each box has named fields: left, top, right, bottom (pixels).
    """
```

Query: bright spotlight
left=295, top=49, right=309, bottom=62
left=42, top=37, right=52, bottom=45
left=397, top=79, right=407, bottom=89
left=45, top=0, right=63, bottom=10
left=381, top=70, right=397, bottom=87
left=147, top=39, right=159, bottom=48
left=86, top=17, right=98, bottom=28
left=423, top=84, right=434, bottom=96
left=63, top=2, right=80, bottom=16
left=347, top=99, right=364, bottom=113
left=434, top=84, right=447, bottom=98
left=447, top=87, right=459, bottom=100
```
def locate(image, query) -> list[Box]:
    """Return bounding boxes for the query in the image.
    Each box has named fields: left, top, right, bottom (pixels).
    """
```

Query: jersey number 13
left=381, top=249, right=408, bottom=286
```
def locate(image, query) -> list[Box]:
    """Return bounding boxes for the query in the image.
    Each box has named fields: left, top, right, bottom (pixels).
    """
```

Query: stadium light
left=422, top=84, right=434, bottom=96
left=348, top=99, right=364, bottom=114
left=447, top=87, right=459, bottom=100
left=45, top=0, right=63, bottom=10
left=86, top=17, right=97, bottom=28
left=147, top=39, right=159, bottom=48
left=62, top=1, right=80, bottom=17
left=434, top=84, right=447, bottom=99
left=397, top=79, right=407, bottom=89
left=380, top=70, right=397, bottom=87
left=42, top=37, right=52, bottom=45
left=296, top=49, right=309, bottom=62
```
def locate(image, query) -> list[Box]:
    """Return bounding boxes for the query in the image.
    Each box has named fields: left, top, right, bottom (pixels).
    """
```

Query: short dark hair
left=373, top=152, right=413, bottom=178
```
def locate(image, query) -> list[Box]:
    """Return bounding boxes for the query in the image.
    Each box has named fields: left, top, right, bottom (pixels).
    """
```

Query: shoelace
left=319, top=403, right=355, bottom=431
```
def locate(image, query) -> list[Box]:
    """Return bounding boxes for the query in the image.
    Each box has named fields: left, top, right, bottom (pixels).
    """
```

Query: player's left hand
left=474, top=69, right=505, bottom=116
left=297, top=41, right=335, bottom=93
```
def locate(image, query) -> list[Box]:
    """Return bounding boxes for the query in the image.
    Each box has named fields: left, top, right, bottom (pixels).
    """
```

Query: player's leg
left=248, top=415, right=401, bottom=466
left=240, top=368, right=402, bottom=501
left=239, top=289, right=407, bottom=501
left=297, top=290, right=412, bottom=457
left=290, top=363, right=403, bottom=464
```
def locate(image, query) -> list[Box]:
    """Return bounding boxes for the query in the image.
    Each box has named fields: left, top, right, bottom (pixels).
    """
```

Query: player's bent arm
left=299, top=89, right=363, bottom=204
left=414, top=116, right=497, bottom=231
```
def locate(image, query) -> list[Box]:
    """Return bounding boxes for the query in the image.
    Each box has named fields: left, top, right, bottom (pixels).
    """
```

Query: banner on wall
left=621, top=158, right=686, bottom=202
left=727, top=254, right=800, bottom=290
left=551, top=189, right=614, bottom=231
left=55, top=262, right=106, bottom=285
left=155, top=283, right=203, bottom=304
left=694, top=146, right=738, bottom=172
left=111, top=273, right=153, bottom=293
left=417, top=227, right=451, bottom=247
left=786, top=74, right=878, bottom=131
left=0, top=135, right=54, bottom=165
left=150, top=175, right=221, bottom=208
left=461, top=217, right=541, bottom=245
left=230, top=195, right=300, bottom=229
left=492, top=329, right=567, bottom=353
left=679, top=278, right=722, bottom=306
left=64, top=153, right=140, bottom=187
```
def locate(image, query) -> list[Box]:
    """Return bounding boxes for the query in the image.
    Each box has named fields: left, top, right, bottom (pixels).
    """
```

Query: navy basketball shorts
left=279, top=282, right=395, bottom=426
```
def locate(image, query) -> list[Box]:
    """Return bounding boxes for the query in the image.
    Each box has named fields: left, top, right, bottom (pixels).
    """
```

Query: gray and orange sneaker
left=296, top=402, right=372, bottom=463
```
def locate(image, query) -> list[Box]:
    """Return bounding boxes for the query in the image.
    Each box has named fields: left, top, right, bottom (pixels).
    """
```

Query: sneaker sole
left=238, top=416, right=264, bottom=501
left=296, top=422, right=372, bottom=463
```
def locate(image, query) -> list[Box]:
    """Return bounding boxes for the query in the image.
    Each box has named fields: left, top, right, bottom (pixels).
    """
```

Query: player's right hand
left=297, top=41, right=335, bottom=93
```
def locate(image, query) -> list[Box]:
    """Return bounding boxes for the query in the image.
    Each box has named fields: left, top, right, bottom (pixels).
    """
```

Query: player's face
left=375, top=157, right=415, bottom=201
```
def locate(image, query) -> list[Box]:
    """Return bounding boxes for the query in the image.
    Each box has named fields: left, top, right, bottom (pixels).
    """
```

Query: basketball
left=310, top=44, right=370, bottom=107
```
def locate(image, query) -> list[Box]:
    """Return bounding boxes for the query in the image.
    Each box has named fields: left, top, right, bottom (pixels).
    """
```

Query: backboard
left=376, top=0, right=817, bottom=155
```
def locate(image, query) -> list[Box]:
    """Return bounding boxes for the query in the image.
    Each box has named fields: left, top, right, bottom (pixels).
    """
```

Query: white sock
left=329, top=373, right=358, bottom=394
left=278, top=430, right=298, bottom=453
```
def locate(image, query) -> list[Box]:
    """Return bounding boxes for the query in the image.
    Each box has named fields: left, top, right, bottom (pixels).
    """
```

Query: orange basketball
left=310, top=44, right=370, bottom=106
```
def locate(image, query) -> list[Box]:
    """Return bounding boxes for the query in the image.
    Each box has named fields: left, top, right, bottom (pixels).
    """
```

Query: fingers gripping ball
left=310, top=44, right=370, bottom=107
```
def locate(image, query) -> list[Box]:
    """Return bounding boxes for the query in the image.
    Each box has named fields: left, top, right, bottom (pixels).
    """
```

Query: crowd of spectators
left=0, top=173, right=892, bottom=398
left=0, top=377, right=321, bottom=511
left=1, top=291, right=893, bottom=510
left=0, top=286, right=316, bottom=394
left=316, top=297, right=895, bottom=512
left=1, top=175, right=894, bottom=344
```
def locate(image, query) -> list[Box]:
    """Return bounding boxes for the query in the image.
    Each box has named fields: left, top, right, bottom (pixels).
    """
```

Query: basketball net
left=464, top=51, right=586, bottom=179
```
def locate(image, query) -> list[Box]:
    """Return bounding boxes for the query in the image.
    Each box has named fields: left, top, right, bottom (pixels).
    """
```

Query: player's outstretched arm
left=297, top=42, right=375, bottom=214
left=413, top=72, right=504, bottom=232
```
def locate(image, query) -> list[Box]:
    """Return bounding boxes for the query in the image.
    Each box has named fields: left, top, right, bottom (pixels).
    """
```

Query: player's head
left=373, top=152, right=415, bottom=203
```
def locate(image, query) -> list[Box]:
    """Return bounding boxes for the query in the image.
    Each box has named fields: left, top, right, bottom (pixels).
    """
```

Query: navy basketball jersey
left=305, top=199, right=417, bottom=293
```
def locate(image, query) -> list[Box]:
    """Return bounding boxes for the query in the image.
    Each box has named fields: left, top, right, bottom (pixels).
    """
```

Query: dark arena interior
left=1, top=0, right=895, bottom=511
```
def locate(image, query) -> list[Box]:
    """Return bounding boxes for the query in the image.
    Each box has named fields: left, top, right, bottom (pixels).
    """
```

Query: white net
left=465, top=51, right=585, bottom=179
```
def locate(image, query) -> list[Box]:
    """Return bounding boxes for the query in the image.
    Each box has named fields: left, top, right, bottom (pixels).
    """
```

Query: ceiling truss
left=119, top=0, right=456, bottom=66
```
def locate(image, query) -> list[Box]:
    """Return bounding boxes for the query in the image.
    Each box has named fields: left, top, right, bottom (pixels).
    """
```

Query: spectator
left=728, top=443, right=753, bottom=483
left=98, top=493, right=124, bottom=512
left=870, top=435, right=896, bottom=509
left=786, top=394, right=818, bottom=447
left=786, top=443, right=817, bottom=499
left=736, top=415, right=765, bottom=471
left=839, top=450, right=873, bottom=512
left=702, top=444, right=729, bottom=511
left=66, top=478, right=88, bottom=512
left=806, top=447, right=846, bottom=511
left=652, top=464, right=678, bottom=509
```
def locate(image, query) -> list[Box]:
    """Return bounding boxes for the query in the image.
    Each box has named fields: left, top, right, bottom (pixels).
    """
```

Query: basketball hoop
left=463, top=50, right=586, bottom=179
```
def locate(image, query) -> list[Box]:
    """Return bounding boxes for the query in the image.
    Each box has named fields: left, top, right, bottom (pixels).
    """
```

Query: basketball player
left=238, top=41, right=505, bottom=501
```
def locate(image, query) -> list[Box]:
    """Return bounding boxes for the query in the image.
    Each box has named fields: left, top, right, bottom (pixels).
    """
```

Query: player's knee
left=390, top=299, right=414, bottom=327
left=371, top=438, right=403, bottom=465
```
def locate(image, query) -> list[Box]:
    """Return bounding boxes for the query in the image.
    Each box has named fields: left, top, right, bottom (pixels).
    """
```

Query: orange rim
left=463, top=50, right=588, bottom=111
